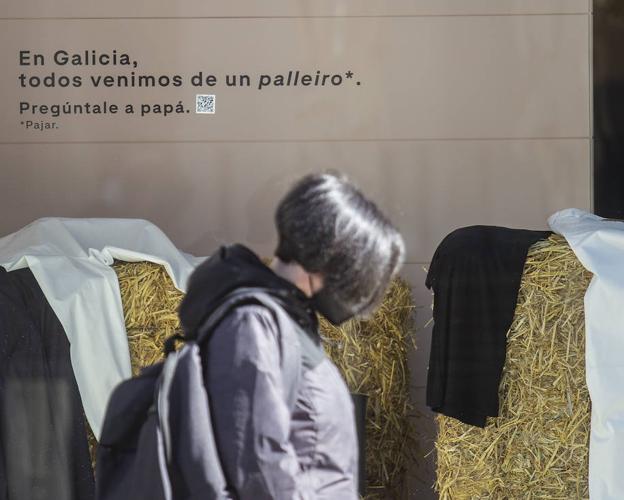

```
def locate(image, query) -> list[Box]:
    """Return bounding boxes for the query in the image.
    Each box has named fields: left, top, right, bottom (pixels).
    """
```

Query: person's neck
left=270, top=257, right=313, bottom=297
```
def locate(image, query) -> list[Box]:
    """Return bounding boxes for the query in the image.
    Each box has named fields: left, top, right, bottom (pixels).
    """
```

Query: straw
left=435, top=235, right=592, bottom=499
left=320, top=278, right=418, bottom=499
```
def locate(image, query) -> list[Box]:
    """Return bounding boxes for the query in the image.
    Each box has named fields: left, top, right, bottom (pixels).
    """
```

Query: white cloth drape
left=549, top=208, right=624, bottom=500
left=0, top=218, right=204, bottom=438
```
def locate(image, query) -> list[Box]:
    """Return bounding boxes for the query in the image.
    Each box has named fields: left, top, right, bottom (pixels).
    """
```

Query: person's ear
left=308, top=272, right=324, bottom=294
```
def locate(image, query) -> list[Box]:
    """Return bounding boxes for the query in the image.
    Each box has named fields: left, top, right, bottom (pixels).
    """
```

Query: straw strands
left=113, top=261, right=185, bottom=375
left=89, top=261, right=417, bottom=498
left=435, top=235, right=592, bottom=499
left=86, top=261, right=186, bottom=463
left=320, top=278, right=417, bottom=499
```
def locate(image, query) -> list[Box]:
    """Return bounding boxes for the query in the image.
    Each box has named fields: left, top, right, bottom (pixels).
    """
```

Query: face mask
left=311, top=286, right=358, bottom=326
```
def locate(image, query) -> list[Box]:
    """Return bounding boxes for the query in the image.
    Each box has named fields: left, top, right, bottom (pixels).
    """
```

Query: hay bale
left=435, top=235, right=592, bottom=499
left=86, top=261, right=185, bottom=463
left=89, top=261, right=416, bottom=498
left=113, top=261, right=185, bottom=375
left=320, top=278, right=417, bottom=499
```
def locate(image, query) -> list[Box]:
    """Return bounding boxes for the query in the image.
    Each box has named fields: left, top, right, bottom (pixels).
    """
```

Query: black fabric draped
left=426, top=226, right=551, bottom=427
left=0, top=267, right=94, bottom=500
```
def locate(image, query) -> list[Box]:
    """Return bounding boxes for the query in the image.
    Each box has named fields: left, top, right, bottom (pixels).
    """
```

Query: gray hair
left=275, top=172, right=405, bottom=317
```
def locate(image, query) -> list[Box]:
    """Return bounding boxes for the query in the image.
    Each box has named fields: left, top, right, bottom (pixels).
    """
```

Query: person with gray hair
left=274, top=172, right=405, bottom=325
left=179, top=172, right=405, bottom=499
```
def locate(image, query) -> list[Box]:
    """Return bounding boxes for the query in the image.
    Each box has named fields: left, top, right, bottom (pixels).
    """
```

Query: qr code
left=196, top=94, right=215, bottom=114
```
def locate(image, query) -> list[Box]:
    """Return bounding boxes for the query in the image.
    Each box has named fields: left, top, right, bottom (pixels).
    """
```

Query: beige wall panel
left=1, top=16, right=589, bottom=142
left=401, top=262, right=437, bottom=499
left=0, top=139, right=590, bottom=262
left=1, top=1, right=589, bottom=20
left=408, top=386, right=438, bottom=499
left=401, top=263, right=434, bottom=388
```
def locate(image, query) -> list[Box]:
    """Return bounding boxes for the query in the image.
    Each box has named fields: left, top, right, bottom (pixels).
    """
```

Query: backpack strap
left=195, top=287, right=325, bottom=370
left=156, top=344, right=232, bottom=499
left=163, top=333, right=185, bottom=356
left=162, top=289, right=270, bottom=357
left=163, top=287, right=325, bottom=369
left=194, top=288, right=270, bottom=346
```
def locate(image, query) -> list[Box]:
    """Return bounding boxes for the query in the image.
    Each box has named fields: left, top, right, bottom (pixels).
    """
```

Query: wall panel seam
left=0, top=13, right=591, bottom=21
left=0, top=137, right=592, bottom=146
